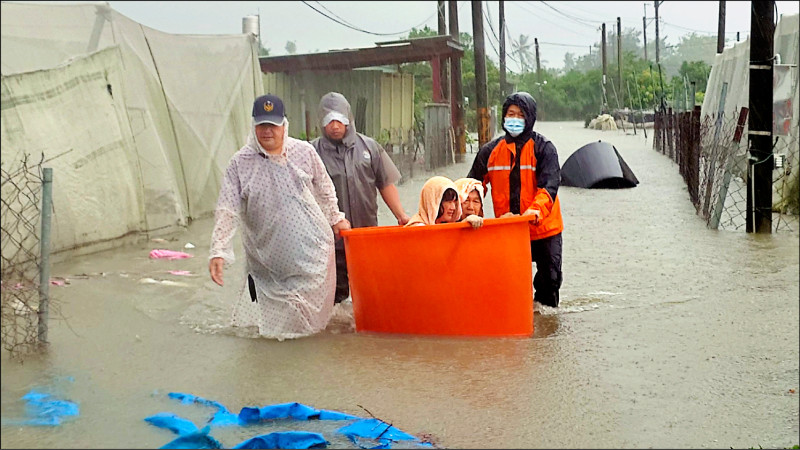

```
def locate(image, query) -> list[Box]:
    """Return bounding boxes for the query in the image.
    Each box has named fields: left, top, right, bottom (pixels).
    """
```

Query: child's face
left=461, top=190, right=482, bottom=218
left=436, top=199, right=459, bottom=224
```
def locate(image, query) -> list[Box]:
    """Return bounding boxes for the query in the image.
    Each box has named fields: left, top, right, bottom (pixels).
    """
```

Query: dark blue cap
left=252, top=94, right=286, bottom=125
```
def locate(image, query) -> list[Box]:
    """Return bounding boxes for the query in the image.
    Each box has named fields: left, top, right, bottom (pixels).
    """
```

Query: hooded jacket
left=454, top=177, right=485, bottom=218
left=404, top=176, right=462, bottom=226
left=311, top=92, right=401, bottom=228
left=467, top=92, right=564, bottom=240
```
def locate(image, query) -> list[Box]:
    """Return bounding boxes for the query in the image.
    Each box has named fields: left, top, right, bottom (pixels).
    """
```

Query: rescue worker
left=467, top=92, right=564, bottom=308
left=312, top=92, right=410, bottom=303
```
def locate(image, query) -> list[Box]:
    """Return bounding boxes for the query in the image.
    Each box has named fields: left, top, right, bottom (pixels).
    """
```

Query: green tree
left=661, top=33, right=717, bottom=78
left=285, top=40, right=297, bottom=55
left=511, top=34, right=535, bottom=73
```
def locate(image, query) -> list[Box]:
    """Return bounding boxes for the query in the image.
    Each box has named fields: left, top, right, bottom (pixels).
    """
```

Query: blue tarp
left=167, top=392, right=240, bottom=426
left=160, top=425, right=223, bottom=449
left=238, top=402, right=360, bottom=423
left=1, top=389, right=80, bottom=427
left=144, top=392, right=433, bottom=449
left=232, top=431, right=327, bottom=449
left=144, top=412, right=199, bottom=436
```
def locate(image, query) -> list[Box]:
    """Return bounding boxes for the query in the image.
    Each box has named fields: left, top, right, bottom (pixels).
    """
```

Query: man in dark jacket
left=312, top=92, right=411, bottom=304
left=467, top=92, right=564, bottom=308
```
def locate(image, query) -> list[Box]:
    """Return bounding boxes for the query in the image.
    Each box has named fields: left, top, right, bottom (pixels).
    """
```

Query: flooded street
left=2, top=121, right=798, bottom=449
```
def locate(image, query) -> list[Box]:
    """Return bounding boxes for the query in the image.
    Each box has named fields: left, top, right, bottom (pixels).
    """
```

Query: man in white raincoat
left=208, top=94, right=351, bottom=340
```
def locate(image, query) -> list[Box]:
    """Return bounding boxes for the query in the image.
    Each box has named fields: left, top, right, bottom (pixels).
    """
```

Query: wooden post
left=472, top=0, right=490, bottom=148
left=437, top=0, right=449, bottom=102
left=601, top=23, right=608, bottom=114
left=499, top=0, right=507, bottom=97
left=449, top=0, right=466, bottom=161
left=717, top=0, right=726, bottom=54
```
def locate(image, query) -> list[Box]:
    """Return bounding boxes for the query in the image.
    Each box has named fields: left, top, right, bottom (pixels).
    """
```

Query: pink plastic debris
left=149, top=249, right=194, bottom=260
left=167, top=270, right=193, bottom=276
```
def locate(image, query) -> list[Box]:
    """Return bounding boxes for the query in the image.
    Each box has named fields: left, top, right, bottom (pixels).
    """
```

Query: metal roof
left=259, top=35, right=464, bottom=73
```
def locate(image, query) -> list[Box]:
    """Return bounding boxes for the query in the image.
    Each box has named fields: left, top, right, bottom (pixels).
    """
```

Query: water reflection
left=533, top=312, right=560, bottom=338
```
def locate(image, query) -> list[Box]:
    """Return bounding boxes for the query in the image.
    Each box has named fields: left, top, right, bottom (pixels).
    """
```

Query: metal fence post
left=37, top=167, right=53, bottom=344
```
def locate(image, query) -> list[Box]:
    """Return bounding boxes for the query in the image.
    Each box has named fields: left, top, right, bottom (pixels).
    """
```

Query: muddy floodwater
left=2, top=121, right=798, bottom=449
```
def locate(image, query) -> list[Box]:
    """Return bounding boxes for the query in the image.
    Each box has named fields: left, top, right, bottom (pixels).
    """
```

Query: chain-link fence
left=654, top=107, right=799, bottom=233
left=1, top=153, right=48, bottom=357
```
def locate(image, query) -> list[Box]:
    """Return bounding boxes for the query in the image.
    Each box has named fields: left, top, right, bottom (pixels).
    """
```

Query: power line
left=538, top=41, right=591, bottom=48
left=509, top=1, right=597, bottom=39
left=537, top=1, right=603, bottom=28
left=301, top=1, right=437, bottom=37
left=662, top=20, right=744, bottom=35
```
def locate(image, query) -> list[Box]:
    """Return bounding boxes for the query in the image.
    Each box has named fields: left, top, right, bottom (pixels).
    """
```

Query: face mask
left=504, top=117, right=525, bottom=137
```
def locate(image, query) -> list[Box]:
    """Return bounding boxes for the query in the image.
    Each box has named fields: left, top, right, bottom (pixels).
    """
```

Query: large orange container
left=340, top=215, right=534, bottom=337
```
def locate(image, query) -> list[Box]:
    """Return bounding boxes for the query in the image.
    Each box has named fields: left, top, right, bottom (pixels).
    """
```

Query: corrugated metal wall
left=262, top=70, right=414, bottom=145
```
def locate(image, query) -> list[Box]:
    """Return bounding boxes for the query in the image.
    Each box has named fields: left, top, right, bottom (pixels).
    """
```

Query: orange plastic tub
left=340, top=215, right=534, bottom=337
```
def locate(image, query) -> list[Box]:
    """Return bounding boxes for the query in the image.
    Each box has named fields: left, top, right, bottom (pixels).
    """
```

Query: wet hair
left=436, top=188, right=459, bottom=219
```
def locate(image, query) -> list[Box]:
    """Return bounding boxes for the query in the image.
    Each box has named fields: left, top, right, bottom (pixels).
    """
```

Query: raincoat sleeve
left=209, top=158, right=242, bottom=263
left=529, top=138, right=560, bottom=218
left=308, top=147, right=346, bottom=226
left=371, top=140, right=401, bottom=189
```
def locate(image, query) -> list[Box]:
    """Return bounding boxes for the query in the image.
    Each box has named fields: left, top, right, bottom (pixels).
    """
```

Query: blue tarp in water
left=166, top=392, right=240, bottom=426
left=232, top=431, right=327, bottom=449
left=1, top=389, right=80, bottom=427
left=160, top=425, right=223, bottom=449
left=145, top=392, right=434, bottom=449
left=238, top=402, right=360, bottom=423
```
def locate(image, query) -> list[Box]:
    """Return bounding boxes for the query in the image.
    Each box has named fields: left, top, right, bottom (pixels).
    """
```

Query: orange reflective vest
left=484, top=138, right=564, bottom=241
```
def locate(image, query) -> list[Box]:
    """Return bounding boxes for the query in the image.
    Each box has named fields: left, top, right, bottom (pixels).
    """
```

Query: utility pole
left=437, top=0, right=449, bottom=101
left=654, top=1, right=662, bottom=109
left=643, top=3, right=649, bottom=61
left=448, top=0, right=465, bottom=161
left=471, top=0, right=490, bottom=148
left=601, top=23, right=608, bottom=113
left=717, top=0, right=726, bottom=53
left=617, top=17, right=623, bottom=108
left=746, top=0, right=775, bottom=233
left=499, top=0, right=507, bottom=97
left=535, top=37, right=543, bottom=120
left=643, top=14, right=648, bottom=61
left=654, top=1, right=661, bottom=66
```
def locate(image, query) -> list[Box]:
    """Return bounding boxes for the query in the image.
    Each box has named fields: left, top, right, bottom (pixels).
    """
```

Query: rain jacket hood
left=405, top=176, right=462, bottom=226
left=311, top=92, right=402, bottom=229
left=317, top=92, right=357, bottom=147
left=502, top=92, right=538, bottom=144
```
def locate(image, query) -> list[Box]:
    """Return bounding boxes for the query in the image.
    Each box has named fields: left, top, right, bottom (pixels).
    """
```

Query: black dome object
left=560, top=140, right=639, bottom=188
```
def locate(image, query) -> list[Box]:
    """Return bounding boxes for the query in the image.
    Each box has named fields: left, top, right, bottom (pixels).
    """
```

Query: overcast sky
left=106, top=1, right=799, bottom=71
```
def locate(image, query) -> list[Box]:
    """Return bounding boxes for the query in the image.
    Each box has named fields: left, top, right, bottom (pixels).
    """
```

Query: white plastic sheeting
left=700, top=13, right=799, bottom=211
left=1, top=2, right=263, bottom=254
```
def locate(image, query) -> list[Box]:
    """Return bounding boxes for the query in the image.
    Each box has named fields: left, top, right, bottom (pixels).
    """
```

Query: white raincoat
left=210, top=120, right=345, bottom=340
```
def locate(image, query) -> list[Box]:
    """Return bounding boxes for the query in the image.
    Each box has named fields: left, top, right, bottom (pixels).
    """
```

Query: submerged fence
left=1, top=154, right=53, bottom=357
left=654, top=107, right=799, bottom=232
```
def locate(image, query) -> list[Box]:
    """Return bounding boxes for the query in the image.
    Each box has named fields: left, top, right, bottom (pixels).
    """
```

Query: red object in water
left=149, top=249, right=193, bottom=260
